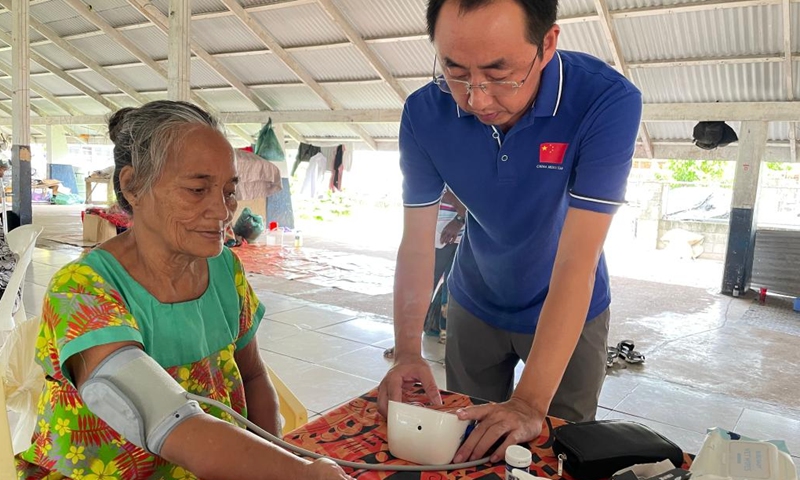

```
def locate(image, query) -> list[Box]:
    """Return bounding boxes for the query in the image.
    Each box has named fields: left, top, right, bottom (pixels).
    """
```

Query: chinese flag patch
left=539, top=143, right=568, bottom=164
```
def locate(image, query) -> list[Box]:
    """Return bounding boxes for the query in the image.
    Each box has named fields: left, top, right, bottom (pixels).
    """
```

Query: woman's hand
left=302, top=458, right=354, bottom=480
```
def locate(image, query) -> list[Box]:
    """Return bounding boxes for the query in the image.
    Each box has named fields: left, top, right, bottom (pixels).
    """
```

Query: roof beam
left=612, top=0, right=785, bottom=19
left=642, top=102, right=800, bottom=121
left=634, top=141, right=795, bottom=162
left=0, top=0, right=148, bottom=104
left=593, top=0, right=654, bottom=158
left=316, top=0, right=407, bottom=103
left=783, top=0, right=797, bottom=162
left=126, top=0, right=272, bottom=111
left=0, top=27, right=119, bottom=111
left=217, top=0, right=379, bottom=149
left=0, top=59, right=81, bottom=115
left=1, top=109, right=403, bottom=126
left=61, top=0, right=167, bottom=79
left=10, top=102, right=800, bottom=127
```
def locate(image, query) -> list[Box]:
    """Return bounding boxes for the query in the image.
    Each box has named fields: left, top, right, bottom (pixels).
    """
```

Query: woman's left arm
left=235, top=337, right=281, bottom=436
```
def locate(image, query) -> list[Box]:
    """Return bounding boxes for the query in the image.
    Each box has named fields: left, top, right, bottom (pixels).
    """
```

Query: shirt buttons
left=501, top=155, right=509, bottom=162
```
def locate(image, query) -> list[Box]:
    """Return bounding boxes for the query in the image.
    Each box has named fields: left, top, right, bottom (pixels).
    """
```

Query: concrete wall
left=657, top=220, right=730, bottom=260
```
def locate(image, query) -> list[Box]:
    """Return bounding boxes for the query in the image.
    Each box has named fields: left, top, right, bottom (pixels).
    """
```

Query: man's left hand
left=452, top=397, right=545, bottom=464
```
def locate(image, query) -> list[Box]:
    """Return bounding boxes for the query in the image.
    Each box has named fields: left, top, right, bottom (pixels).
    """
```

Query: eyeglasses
left=432, top=55, right=538, bottom=97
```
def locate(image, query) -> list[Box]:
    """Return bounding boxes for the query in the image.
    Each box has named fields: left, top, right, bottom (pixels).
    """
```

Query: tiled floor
left=10, top=242, right=800, bottom=475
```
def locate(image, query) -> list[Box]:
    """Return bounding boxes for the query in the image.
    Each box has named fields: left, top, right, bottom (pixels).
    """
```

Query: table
left=284, top=388, right=567, bottom=479
left=284, top=388, right=693, bottom=479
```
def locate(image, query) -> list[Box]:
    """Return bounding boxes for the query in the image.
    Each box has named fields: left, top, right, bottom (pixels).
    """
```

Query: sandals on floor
left=617, top=340, right=645, bottom=364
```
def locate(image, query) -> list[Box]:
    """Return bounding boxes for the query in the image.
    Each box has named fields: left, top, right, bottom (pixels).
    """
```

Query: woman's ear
left=118, top=165, right=137, bottom=208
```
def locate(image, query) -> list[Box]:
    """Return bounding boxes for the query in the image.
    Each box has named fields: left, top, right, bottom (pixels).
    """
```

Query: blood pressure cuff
left=552, top=420, right=685, bottom=480
left=78, top=346, right=204, bottom=455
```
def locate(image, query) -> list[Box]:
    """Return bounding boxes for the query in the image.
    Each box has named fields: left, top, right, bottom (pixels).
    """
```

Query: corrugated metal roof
left=30, top=0, right=81, bottom=24
left=190, top=58, right=229, bottom=88
left=251, top=85, right=331, bottom=110
left=399, top=78, right=430, bottom=96
left=37, top=15, right=97, bottom=37
left=95, top=5, right=148, bottom=29
left=369, top=38, right=435, bottom=78
left=68, top=35, right=139, bottom=65
left=360, top=122, right=400, bottom=138
left=30, top=98, right=67, bottom=116
left=153, top=59, right=229, bottom=89
left=191, top=15, right=266, bottom=55
left=632, top=62, right=786, bottom=103
left=250, top=3, right=347, bottom=48
left=768, top=122, right=789, bottom=142
left=151, top=0, right=227, bottom=15
left=108, top=65, right=167, bottom=92
left=794, top=4, right=800, bottom=52
left=29, top=60, right=50, bottom=75
left=795, top=61, right=800, bottom=100
left=326, top=82, right=404, bottom=109
left=559, top=21, right=613, bottom=64
left=29, top=74, right=84, bottom=96
left=331, top=0, right=426, bottom=38
left=31, top=43, right=85, bottom=70
left=70, top=70, right=123, bottom=95
left=195, top=89, right=261, bottom=112
left=615, top=5, right=782, bottom=62
left=609, top=0, right=721, bottom=11
left=293, top=122, right=362, bottom=139
left=217, top=53, right=300, bottom=85
left=292, top=45, right=378, bottom=82
left=559, top=0, right=597, bottom=18
left=120, top=25, right=169, bottom=60
left=646, top=121, right=698, bottom=141
left=62, top=95, right=118, bottom=116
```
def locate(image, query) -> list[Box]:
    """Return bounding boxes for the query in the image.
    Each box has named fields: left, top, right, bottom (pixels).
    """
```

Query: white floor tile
left=267, top=305, right=357, bottom=330
left=264, top=330, right=366, bottom=364
left=614, top=382, right=744, bottom=434
left=320, top=346, right=392, bottom=382
left=317, top=316, right=394, bottom=346
left=605, top=411, right=708, bottom=455
left=734, top=409, right=800, bottom=456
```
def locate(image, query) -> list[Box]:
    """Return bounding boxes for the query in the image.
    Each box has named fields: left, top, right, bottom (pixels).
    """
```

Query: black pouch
left=552, top=420, right=685, bottom=480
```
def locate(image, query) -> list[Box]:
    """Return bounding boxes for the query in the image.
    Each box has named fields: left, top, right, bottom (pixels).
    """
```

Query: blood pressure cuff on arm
left=552, top=420, right=685, bottom=480
left=79, top=346, right=204, bottom=455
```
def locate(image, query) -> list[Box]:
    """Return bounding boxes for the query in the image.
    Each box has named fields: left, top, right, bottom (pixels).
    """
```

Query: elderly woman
left=16, top=101, right=352, bottom=480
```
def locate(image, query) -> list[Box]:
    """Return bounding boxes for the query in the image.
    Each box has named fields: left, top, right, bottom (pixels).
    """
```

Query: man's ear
left=118, top=165, right=137, bottom=207
left=541, top=24, right=560, bottom=65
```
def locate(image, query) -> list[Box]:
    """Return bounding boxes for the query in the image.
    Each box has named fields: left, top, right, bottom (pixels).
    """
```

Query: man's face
left=433, top=0, right=559, bottom=131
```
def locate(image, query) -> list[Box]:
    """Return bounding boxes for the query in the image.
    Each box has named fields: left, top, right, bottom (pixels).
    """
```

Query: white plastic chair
left=0, top=225, right=44, bottom=331
left=0, top=316, right=42, bottom=477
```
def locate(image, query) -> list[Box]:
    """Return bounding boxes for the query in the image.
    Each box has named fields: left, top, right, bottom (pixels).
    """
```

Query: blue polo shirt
left=400, top=50, right=642, bottom=334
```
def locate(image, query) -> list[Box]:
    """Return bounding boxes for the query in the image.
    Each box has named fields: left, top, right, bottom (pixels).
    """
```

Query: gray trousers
left=445, top=298, right=610, bottom=422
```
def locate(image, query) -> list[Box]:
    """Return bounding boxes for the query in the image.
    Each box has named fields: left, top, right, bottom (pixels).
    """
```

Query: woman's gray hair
left=108, top=100, right=224, bottom=214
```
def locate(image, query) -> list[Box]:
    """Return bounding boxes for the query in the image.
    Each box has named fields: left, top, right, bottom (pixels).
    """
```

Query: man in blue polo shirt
left=377, top=0, right=642, bottom=464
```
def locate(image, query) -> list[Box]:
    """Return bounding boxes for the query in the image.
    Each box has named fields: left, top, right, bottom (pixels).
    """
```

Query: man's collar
left=454, top=51, right=564, bottom=119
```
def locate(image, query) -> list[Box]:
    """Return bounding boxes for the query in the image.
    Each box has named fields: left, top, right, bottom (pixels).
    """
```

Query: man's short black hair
left=427, top=0, right=558, bottom=54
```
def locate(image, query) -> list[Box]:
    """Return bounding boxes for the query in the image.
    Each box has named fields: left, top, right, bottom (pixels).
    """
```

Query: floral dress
left=15, top=247, right=265, bottom=480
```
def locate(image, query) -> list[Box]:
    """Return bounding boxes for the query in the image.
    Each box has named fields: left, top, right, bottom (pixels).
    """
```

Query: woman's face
left=135, top=125, right=238, bottom=259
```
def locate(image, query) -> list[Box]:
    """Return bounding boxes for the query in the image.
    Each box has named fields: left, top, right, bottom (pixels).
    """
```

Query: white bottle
left=505, top=445, right=532, bottom=480
left=294, top=230, right=303, bottom=248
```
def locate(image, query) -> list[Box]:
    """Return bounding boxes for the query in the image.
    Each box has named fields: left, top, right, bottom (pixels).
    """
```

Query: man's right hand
left=377, top=354, right=443, bottom=416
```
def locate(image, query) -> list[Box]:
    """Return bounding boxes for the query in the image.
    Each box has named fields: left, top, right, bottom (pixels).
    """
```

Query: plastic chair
left=266, top=365, right=308, bottom=434
left=0, top=225, right=43, bottom=332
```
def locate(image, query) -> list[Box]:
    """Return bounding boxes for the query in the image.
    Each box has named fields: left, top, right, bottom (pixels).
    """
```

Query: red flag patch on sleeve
left=539, top=143, right=569, bottom=164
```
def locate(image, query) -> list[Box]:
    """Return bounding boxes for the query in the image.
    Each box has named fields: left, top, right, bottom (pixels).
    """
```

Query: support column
left=721, top=121, right=768, bottom=296
left=46, top=125, right=53, bottom=164
left=168, top=0, right=191, bottom=102
left=11, top=0, right=32, bottom=226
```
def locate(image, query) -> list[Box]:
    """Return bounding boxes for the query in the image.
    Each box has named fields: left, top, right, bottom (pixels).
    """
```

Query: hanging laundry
left=291, top=142, right=321, bottom=176
left=235, top=149, right=282, bottom=200
left=300, top=152, right=328, bottom=198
